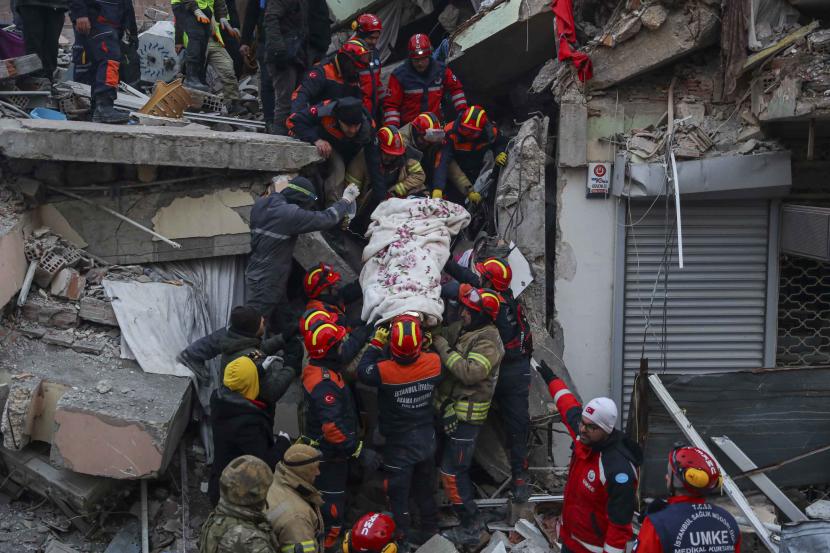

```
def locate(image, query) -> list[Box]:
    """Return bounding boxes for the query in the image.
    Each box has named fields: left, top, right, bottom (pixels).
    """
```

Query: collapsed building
left=1, top=0, right=830, bottom=552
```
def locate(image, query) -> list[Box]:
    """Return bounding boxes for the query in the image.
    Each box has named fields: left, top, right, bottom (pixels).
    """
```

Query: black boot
left=225, top=100, right=246, bottom=115
left=441, top=517, right=483, bottom=547
left=511, top=475, right=531, bottom=503
left=92, top=95, right=129, bottom=124
left=183, top=63, right=210, bottom=93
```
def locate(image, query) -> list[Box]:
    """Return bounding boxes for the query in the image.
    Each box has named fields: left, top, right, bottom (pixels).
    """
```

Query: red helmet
left=390, top=314, right=423, bottom=362
left=411, top=112, right=444, bottom=143
left=408, top=34, right=433, bottom=59
left=353, top=13, right=382, bottom=35
left=669, top=446, right=722, bottom=496
left=475, top=257, right=512, bottom=292
left=299, top=308, right=335, bottom=335
left=345, top=512, right=397, bottom=553
left=459, top=105, right=488, bottom=135
left=458, top=285, right=501, bottom=321
left=377, top=126, right=406, bottom=156
left=304, top=322, right=346, bottom=359
left=339, top=39, right=371, bottom=69
left=304, top=263, right=341, bottom=298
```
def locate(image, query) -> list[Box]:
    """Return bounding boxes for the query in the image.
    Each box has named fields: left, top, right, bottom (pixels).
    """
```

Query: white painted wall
left=553, top=168, right=619, bottom=403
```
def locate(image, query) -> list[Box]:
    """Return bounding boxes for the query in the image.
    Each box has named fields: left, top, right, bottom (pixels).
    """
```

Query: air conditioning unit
left=782, top=204, right=830, bottom=261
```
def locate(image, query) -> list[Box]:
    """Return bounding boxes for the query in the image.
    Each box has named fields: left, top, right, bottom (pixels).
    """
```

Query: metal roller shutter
left=622, top=200, right=770, bottom=418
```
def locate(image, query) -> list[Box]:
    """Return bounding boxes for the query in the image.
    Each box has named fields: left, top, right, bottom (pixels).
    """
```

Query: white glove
left=263, top=355, right=283, bottom=370
left=342, top=183, right=360, bottom=204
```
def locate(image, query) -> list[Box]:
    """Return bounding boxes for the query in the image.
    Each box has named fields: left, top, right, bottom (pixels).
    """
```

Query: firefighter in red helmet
left=343, top=513, right=397, bottom=553
left=350, top=13, right=385, bottom=123
left=357, top=315, right=442, bottom=545
left=303, top=263, right=363, bottom=327
left=634, top=446, right=740, bottom=553
left=383, top=34, right=467, bottom=129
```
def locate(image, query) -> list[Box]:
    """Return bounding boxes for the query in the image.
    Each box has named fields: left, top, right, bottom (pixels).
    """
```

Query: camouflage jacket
left=200, top=499, right=277, bottom=553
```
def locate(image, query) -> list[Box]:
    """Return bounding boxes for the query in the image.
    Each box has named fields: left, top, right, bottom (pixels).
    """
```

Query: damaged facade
left=1, top=0, right=830, bottom=552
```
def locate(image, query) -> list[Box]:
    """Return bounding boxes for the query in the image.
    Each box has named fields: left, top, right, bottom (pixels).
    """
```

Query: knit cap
left=223, top=356, right=260, bottom=401
left=283, top=444, right=322, bottom=484
left=582, top=397, right=618, bottom=434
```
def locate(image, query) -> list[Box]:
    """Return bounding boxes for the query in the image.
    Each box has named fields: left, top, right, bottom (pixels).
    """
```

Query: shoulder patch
left=615, top=473, right=630, bottom=484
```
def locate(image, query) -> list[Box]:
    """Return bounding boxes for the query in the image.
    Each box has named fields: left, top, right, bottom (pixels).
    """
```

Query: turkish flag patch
left=324, top=393, right=336, bottom=405
left=585, top=406, right=595, bottom=414
left=309, top=71, right=318, bottom=78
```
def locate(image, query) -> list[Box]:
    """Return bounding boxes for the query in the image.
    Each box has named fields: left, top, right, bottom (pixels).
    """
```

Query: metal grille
left=621, top=200, right=770, bottom=419
left=777, top=255, right=830, bottom=366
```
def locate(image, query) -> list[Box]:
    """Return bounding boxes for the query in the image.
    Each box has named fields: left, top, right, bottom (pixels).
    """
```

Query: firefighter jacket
left=443, top=260, right=533, bottom=363
left=290, top=58, right=374, bottom=115
left=634, top=496, right=741, bottom=553
left=384, top=59, right=467, bottom=128
left=432, top=323, right=504, bottom=424
left=301, top=361, right=360, bottom=459
left=266, top=463, right=325, bottom=553
left=399, top=124, right=473, bottom=197
left=358, top=50, right=385, bottom=123
left=548, top=378, right=642, bottom=553
left=287, top=99, right=376, bottom=162
left=345, top=148, right=426, bottom=204
left=305, top=281, right=362, bottom=328
left=433, top=119, right=508, bottom=194
left=201, top=498, right=277, bottom=553
left=356, top=345, right=442, bottom=439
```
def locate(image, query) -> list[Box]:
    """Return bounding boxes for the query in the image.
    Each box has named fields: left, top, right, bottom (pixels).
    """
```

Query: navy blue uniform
left=634, top=496, right=741, bottom=553
left=442, top=259, right=533, bottom=478
left=357, top=345, right=442, bottom=538
left=433, top=119, right=508, bottom=198
left=69, top=0, right=136, bottom=99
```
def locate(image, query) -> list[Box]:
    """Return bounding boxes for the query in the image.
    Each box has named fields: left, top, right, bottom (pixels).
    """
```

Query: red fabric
left=633, top=517, right=662, bottom=553
left=551, top=0, right=593, bottom=82
left=383, top=65, right=467, bottom=127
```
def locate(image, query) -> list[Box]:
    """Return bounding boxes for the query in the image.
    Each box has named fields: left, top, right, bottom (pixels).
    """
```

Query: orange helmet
left=377, top=126, right=406, bottom=156
left=408, top=34, right=432, bottom=59
left=475, top=257, right=512, bottom=292
left=344, top=512, right=396, bottom=553
left=299, top=308, right=335, bottom=335
left=459, top=105, right=488, bottom=135
left=669, top=446, right=723, bottom=496
left=339, top=38, right=371, bottom=69
left=390, top=314, right=423, bottom=362
left=352, top=13, right=382, bottom=35
left=459, top=285, right=501, bottom=321
left=304, top=263, right=341, bottom=298
left=304, top=322, right=346, bottom=359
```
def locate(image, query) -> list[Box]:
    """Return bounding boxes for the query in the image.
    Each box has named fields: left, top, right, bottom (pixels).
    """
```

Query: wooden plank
left=742, top=21, right=820, bottom=74
left=0, top=54, right=43, bottom=80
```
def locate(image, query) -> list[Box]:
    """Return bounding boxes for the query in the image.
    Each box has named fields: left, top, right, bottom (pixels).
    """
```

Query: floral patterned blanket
left=360, top=198, right=470, bottom=325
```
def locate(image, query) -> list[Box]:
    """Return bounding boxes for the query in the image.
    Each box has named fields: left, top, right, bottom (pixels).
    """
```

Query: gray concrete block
left=0, top=119, right=321, bottom=173
left=79, top=297, right=119, bottom=326
left=43, top=330, right=75, bottom=348
left=294, top=232, right=359, bottom=281
left=72, top=340, right=106, bottom=355
left=557, top=104, right=587, bottom=168
left=482, top=531, right=511, bottom=553
left=416, top=534, right=458, bottom=553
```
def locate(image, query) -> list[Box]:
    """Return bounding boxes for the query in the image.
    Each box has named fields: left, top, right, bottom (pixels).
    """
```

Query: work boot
left=441, top=520, right=483, bottom=547
left=92, top=95, right=129, bottom=124
left=183, top=64, right=210, bottom=93
left=225, top=99, right=246, bottom=116
left=511, top=476, right=531, bottom=503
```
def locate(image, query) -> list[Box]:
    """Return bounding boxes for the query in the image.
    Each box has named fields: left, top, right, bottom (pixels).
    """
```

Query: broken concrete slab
left=20, top=296, right=79, bottom=329
left=0, top=54, right=42, bottom=80
left=515, top=519, right=548, bottom=549
left=416, top=534, right=458, bottom=553
left=482, top=531, right=511, bottom=553
left=79, top=297, right=119, bottom=326
left=43, top=330, right=75, bottom=348
left=0, top=119, right=320, bottom=173
left=557, top=104, right=587, bottom=168
left=294, top=231, right=360, bottom=279
left=587, top=4, right=720, bottom=91
left=0, top=219, right=27, bottom=310
left=0, top=335, right=192, bottom=479
left=50, top=268, right=86, bottom=300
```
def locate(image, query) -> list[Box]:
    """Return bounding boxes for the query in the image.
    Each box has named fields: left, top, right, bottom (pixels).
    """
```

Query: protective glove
left=193, top=8, right=210, bottom=24
left=422, top=330, right=433, bottom=350
left=440, top=401, right=458, bottom=435
left=370, top=326, right=390, bottom=349
left=342, top=183, right=360, bottom=204
left=262, top=355, right=283, bottom=371
left=431, top=189, right=443, bottom=199
left=536, top=359, right=556, bottom=385
left=467, top=191, right=481, bottom=204
left=357, top=446, right=381, bottom=472
left=495, top=151, right=508, bottom=166
left=220, top=17, right=240, bottom=38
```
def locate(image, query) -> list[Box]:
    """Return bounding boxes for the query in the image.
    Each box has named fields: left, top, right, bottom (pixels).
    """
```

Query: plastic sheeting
left=780, top=521, right=830, bottom=553
left=360, top=198, right=469, bottom=326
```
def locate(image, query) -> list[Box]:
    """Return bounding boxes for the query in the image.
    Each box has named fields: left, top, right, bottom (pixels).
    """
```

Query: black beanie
left=334, top=97, right=364, bottom=125
left=230, top=305, right=261, bottom=337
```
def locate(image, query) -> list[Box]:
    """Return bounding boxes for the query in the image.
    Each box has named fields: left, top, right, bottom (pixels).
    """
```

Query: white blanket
left=360, top=198, right=470, bottom=325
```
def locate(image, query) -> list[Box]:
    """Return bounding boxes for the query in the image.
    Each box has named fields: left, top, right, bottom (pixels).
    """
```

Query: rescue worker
left=263, top=0, right=310, bottom=135
left=634, top=446, right=740, bottom=553
left=300, top=322, right=377, bottom=551
left=290, top=39, right=372, bottom=115
left=442, top=257, right=533, bottom=501
left=342, top=513, right=398, bottom=553
left=69, top=0, right=137, bottom=123
left=244, top=175, right=359, bottom=336
left=401, top=113, right=477, bottom=204
left=345, top=125, right=427, bottom=215
left=536, top=361, right=642, bottom=553
left=432, top=105, right=509, bottom=202
left=266, top=444, right=326, bottom=553
left=350, top=13, right=384, bottom=124
left=383, top=34, right=466, bottom=129
left=201, top=455, right=277, bottom=553
left=432, top=286, right=504, bottom=545
left=171, top=0, right=233, bottom=92
left=208, top=356, right=292, bottom=506
left=15, top=0, right=67, bottom=82
left=303, top=263, right=362, bottom=326
left=287, top=97, right=381, bottom=207
left=356, top=315, right=442, bottom=544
